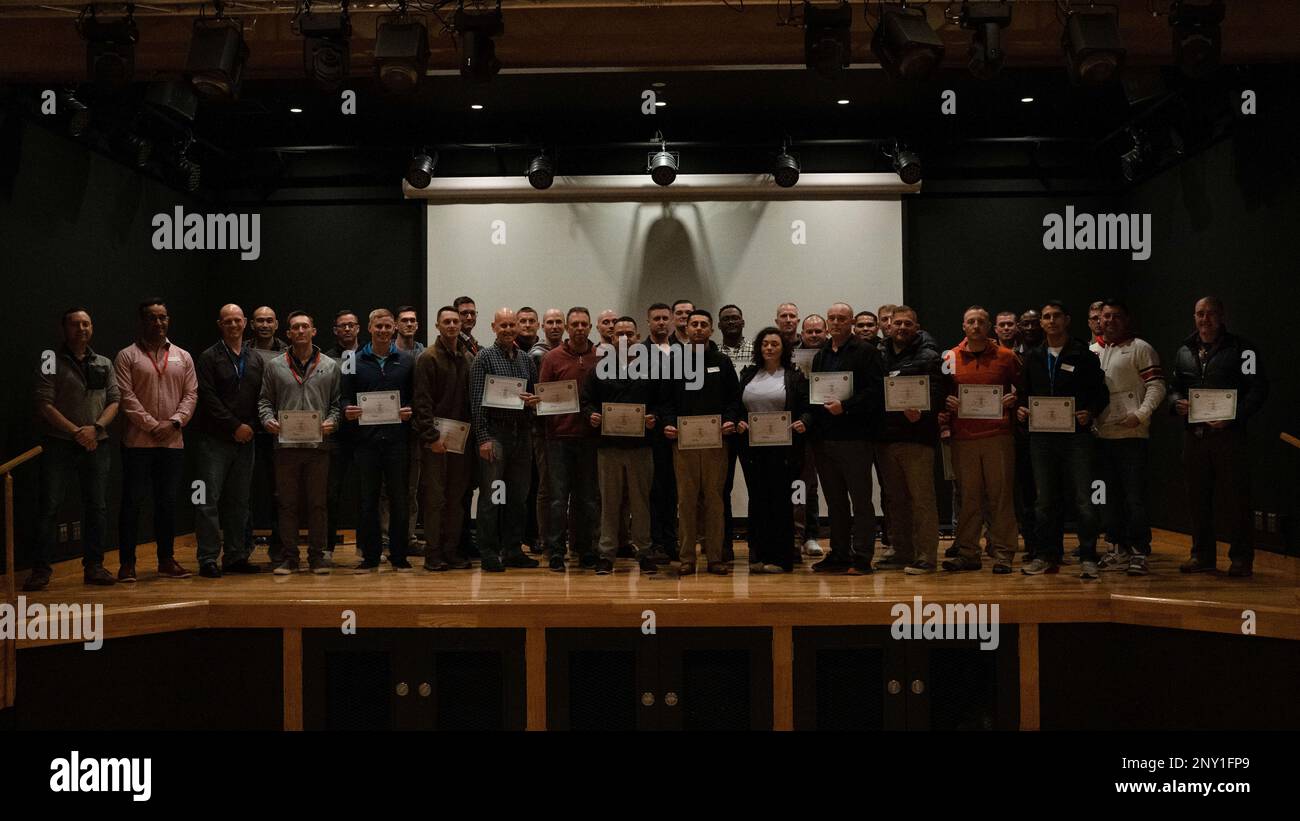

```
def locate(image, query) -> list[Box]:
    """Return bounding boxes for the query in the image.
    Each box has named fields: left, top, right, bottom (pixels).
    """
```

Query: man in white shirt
left=1090, top=299, right=1165, bottom=575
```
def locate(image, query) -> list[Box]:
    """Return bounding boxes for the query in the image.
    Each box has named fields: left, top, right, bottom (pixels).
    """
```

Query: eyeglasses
left=335, top=322, right=359, bottom=330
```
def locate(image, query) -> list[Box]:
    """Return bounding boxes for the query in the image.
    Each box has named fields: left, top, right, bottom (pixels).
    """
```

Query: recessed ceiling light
left=471, top=103, right=484, bottom=110
left=654, top=101, right=667, bottom=107
left=652, top=81, right=666, bottom=88
left=836, top=99, right=850, bottom=105
left=289, top=107, right=303, bottom=113
left=1020, top=96, right=1035, bottom=103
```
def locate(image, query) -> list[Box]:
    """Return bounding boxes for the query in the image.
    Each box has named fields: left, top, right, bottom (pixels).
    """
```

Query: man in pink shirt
left=114, top=298, right=198, bottom=581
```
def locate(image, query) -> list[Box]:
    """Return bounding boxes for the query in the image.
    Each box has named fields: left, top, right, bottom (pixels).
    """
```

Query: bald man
left=597, top=309, right=618, bottom=347
left=470, top=307, right=544, bottom=571
left=194, top=304, right=266, bottom=577
left=525, top=308, right=565, bottom=552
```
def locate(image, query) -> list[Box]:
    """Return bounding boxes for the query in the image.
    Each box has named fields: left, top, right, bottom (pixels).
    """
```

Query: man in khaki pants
left=660, top=310, right=742, bottom=575
left=940, top=307, right=1024, bottom=574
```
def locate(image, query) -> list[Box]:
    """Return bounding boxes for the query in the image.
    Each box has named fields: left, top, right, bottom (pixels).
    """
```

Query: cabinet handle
left=640, top=691, right=655, bottom=707
left=887, top=679, right=902, bottom=695
left=911, top=679, right=925, bottom=695
left=418, top=682, right=432, bottom=698
left=395, top=681, right=409, bottom=697
left=664, top=692, right=679, bottom=707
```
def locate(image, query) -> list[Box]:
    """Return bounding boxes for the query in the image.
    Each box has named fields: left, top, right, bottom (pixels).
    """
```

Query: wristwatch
left=171, top=419, right=181, bottom=430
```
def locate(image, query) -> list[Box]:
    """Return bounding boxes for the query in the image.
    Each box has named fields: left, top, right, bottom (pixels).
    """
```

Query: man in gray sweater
left=258, top=310, right=342, bottom=575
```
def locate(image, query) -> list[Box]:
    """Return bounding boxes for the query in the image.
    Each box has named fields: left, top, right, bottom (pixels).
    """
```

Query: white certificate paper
left=1109, top=390, right=1139, bottom=419
left=482, top=375, right=526, bottom=410
left=810, top=371, right=853, bottom=405
left=601, top=403, right=646, bottom=438
left=958, top=385, right=1004, bottom=420
left=678, top=414, right=722, bottom=450
left=431, top=417, right=470, bottom=455
left=357, top=390, right=400, bottom=425
left=748, top=411, right=792, bottom=447
left=535, top=380, right=580, bottom=416
left=1188, top=389, right=1237, bottom=423
left=278, top=409, right=323, bottom=444
left=1028, top=396, right=1076, bottom=433
left=884, top=375, right=931, bottom=412
left=792, top=348, right=817, bottom=378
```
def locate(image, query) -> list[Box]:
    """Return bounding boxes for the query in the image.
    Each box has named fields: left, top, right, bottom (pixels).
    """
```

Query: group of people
left=23, top=291, right=1267, bottom=590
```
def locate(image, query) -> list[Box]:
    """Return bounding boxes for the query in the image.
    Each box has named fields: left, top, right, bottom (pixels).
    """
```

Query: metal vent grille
left=815, top=647, right=885, bottom=730
left=325, top=650, right=393, bottom=731
left=567, top=650, right=637, bottom=731
left=928, top=647, right=997, bottom=730
left=435, top=651, right=505, bottom=731
left=681, top=649, right=751, bottom=730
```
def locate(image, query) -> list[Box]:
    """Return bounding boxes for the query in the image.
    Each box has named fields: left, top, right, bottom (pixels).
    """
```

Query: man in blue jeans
left=1017, top=301, right=1109, bottom=579
left=194, top=304, right=265, bottom=578
left=25, top=308, right=121, bottom=591
left=471, top=307, right=543, bottom=572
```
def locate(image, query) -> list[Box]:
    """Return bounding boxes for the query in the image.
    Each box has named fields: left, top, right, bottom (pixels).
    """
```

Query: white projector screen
left=427, top=198, right=904, bottom=518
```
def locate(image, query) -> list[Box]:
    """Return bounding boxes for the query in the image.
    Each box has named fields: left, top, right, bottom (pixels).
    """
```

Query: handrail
left=0, top=446, right=42, bottom=476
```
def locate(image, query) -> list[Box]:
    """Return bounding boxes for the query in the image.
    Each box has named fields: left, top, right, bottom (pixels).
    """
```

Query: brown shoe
left=1179, top=556, right=1216, bottom=574
left=157, top=558, right=192, bottom=579
left=443, top=548, right=471, bottom=570
left=706, top=563, right=730, bottom=576
left=22, top=566, right=52, bottom=592
left=423, top=546, right=449, bottom=572
left=83, top=564, right=116, bottom=586
left=117, top=562, right=137, bottom=583
left=1227, top=560, right=1253, bottom=578
left=677, top=560, right=696, bottom=576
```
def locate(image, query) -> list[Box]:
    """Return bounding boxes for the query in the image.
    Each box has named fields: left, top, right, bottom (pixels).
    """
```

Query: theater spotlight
left=803, top=1, right=852, bottom=80
left=527, top=154, right=554, bottom=190
left=871, top=5, right=945, bottom=82
left=406, top=151, right=437, bottom=189
left=62, top=90, right=92, bottom=137
left=76, top=4, right=138, bottom=86
left=374, top=14, right=429, bottom=94
left=773, top=149, right=800, bottom=188
left=115, top=128, right=153, bottom=169
left=455, top=4, right=503, bottom=83
left=186, top=13, right=249, bottom=102
left=1061, top=8, right=1125, bottom=87
left=1119, top=130, right=1148, bottom=183
left=1170, top=0, right=1224, bottom=79
left=960, top=1, right=1012, bottom=80
left=297, top=6, right=352, bottom=90
left=891, top=144, right=922, bottom=185
left=173, top=136, right=201, bottom=192
left=647, top=134, right=678, bottom=187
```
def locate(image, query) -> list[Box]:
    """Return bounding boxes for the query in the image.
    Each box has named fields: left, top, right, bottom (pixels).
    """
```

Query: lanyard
left=140, top=342, right=169, bottom=377
left=224, top=344, right=246, bottom=383
left=286, top=350, right=318, bottom=386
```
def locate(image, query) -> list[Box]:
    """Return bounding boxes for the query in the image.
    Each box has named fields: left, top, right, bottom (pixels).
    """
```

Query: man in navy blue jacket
left=341, top=309, right=416, bottom=572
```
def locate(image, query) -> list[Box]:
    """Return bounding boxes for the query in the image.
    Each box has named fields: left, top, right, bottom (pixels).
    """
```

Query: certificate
left=1109, top=390, right=1139, bottom=419
left=810, top=371, right=853, bottom=405
left=1028, top=396, right=1076, bottom=433
left=278, top=409, right=323, bottom=444
left=792, top=348, right=817, bottom=378
left=678, top=414, right=722, bottom=450
left=601, top=402, right=646, bottom=438
left=748, top=411, right=792, bottom=447
left=482, top=375, right=526, bottom=410
left=535, top=380, right=580, bottom=416
left=958, top=385, right=1004, bottom=420
left=431, top=417, right=470, bottom=454
left=356, top=390, right=400, bottom=425
left=1188, top=389, right=1236, bottom=423
left=884, top=375, right=931, bottom=412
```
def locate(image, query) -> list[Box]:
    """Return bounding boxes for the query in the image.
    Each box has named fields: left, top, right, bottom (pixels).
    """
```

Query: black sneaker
left=578, top=553, right=598, bottom=570
left=943, top=543, right=961, bottom=558
left=549, top=554, right=567, bottom=573
left=199, top=562, right=223, bottom=579
left=942, top=555, right=983, bottom=572
left=504, top=553, right=540, bottom=568
left=595, top=558, right=614, bottom=575
left=903, top=560, right=935, bottom=575
left=480, top=555, right=506, bottom=572
left=273, top=558, right=300, bottom=576
left=222, top=558, right=261, bottom=574
left=309, top=555, right=332, bottom=575
left=812, top=555, right=850, bottom=574
left=638, top=556, right=659, bottom=574
left=389, top=556, right=414, bottom=572
left=352, top=559, right=380, bottom=574
left=1179, top=556, right=1216, bottom=574
left=82, top=564, right=116, bottom=586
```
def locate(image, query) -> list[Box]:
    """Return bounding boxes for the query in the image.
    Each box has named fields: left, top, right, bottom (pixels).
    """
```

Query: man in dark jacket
left=660, top=310, right=742, bottom=575
left=194, top=304, right=265, bottom=578
left=1017, top=301, right=1108, bottom=578
left=809, top=302, right=885, bottom=575
left=876, top=306, right=943, bottom=574
left=1168, top=297, right=1269, bottom=576
left=341, top=309, right=416, bottom=572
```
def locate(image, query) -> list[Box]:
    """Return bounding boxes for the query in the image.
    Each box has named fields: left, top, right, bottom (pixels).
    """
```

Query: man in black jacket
left=660, top=310, right=742, bottom=575
left=809, top=302, right=885, bottom=575
left=194, top=304, right=265, bottom=578
left=1168, top=297, right=1269, bottom=577
left=1017, top=301, right=1108, bottom=578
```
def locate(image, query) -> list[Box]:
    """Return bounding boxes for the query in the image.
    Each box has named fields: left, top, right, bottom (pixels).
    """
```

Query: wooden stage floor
left=14, top=529, right=1299, bottom=644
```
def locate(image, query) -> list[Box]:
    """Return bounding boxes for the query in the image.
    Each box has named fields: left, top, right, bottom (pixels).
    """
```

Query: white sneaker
left=803, top=539, right=824, bottom=557
left=878, top=544, right=896, bottom=561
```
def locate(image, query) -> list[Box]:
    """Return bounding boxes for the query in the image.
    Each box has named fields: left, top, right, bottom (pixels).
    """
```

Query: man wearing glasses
left=326, top=310, right=362, bottom=557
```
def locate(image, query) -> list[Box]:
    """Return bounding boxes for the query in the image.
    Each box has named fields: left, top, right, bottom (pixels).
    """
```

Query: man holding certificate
left=537, top=307, right=602, bottom=573
left=876, top=306, right=944, bottom=574
left=807, top=303, right=885, bottom=575
left=660, top=310, right=742, bottom=575
left=939, top=306, right=1023, bottom=574
left=1169, top=297, right=1269, bottom=577
left=470, top=307, right=543, bottom=572
left=341, top=308, right=416, bottom=573
left=257, top=310, right=342, bottom=575
left=1016, top=301, right=1108, bottom=578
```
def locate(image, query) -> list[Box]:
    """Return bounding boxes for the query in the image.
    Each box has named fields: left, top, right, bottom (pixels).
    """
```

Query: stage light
left=647, top=134, right=678, bottom=186
left=406, top=151, right=436, bottom=188
left=1170, top=0, right=1224, bottom=79
left=63, top=91, right=92, bottom=137
left=773, top=150, right=800, bottom=188
left=289, top=107, right=303, bottom=113
left=298, top=9, right=352, bottom=90
left=1061, top=8, right=1125, bottom=87
left=871, top=5, right=945, bottom=82
left=470, top=103, right=483, bottom=110
left=186, top=16, right=249, bottom=101
left=115, top=129, right=153, bottom=168
left=960, top=1, right=1011, bottom=80
left=803, top=0, right=852, bottom=80
left=1020, top=96, right=1034, bottom=103
left=455, top=6, right=503, bottom=83
left=527, top=154, right=554, bottom=190
left=76, top=5, right=138, bottom=86
left=374, top=15, right=429, bottom=93
left=836, top=98, right=850, bottom=105
left=892, top=145, right=922, bottom=185
left=1119, top=130, right=1147, bottom=183
left=173, top=137, right=201, bottom=192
